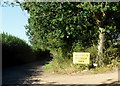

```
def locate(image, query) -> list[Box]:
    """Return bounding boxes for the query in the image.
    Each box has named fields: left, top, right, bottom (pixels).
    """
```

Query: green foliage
left=33, top=48, right=50, bottom=60
left=44, top=58, right=88, bottom=74
left=2, top=33, right=36, bottom=68
left=2, top=33, right=50, bottom=68
left=21, top=2, right=120, bottom=70
left=44, top=44, right=118, bottom=73
left=2, top=32, right=28, bottom=47
left=0, top=33, right=2, bottom=42
left=104, top=46, right=118, bottom=65
left=85, top=45, right=98, bottom=66
left=72, top=42, right=85, bottom=52
left=77, top=2, right=120, bottom=66
left=21, top=2, right=99, bottom=60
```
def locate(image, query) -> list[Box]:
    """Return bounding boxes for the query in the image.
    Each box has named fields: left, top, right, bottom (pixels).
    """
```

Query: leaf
left=106, top=29, right=110, bottom=33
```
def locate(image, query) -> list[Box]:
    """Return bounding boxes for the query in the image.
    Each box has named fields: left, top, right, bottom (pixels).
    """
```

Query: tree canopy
left=21, top=2, right=120, bottom=66
left=21, top=2, right=98, bottom=49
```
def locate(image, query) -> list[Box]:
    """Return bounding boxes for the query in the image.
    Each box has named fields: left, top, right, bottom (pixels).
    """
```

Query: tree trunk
left=97, top=27, right=105, bottom=67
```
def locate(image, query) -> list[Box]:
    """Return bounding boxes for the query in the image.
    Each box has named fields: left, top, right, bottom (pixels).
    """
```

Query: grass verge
left=43, top=59, right=118, bottom=74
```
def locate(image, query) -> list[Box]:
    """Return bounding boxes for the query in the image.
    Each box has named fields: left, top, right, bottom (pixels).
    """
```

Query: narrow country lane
left=40, top=71, right=119, bottom=84
left=2, top=59, right=120, bottom=85
left=2, top=59, right=50, bottom=85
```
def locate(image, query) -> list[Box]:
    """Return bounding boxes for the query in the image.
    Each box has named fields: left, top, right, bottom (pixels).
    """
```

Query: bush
left=85, top=45, right=98, bottom=67
left=1, top=33, right=36, bottom=68
left=104, top=46, right=118, bottom=65
left=1, top=33, right=52, bottom=68
left=44, top=43, right=118, bottom=73
left=33, top=48, right=50, bottom=60
left=85, top=45, right=118, bottom=67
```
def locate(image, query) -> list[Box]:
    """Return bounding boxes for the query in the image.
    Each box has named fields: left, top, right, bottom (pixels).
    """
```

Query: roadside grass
left=91, top=64, right=117, bottom=74
left=44, top=46, right=118, bottom=74
left=43, top=58, right=118, bottom=74
left=44, top=59, right=83, bottom=74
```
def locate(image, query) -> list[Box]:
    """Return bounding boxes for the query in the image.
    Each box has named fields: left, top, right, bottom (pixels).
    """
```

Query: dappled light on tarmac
left=2, top=59, right=52, bottom=85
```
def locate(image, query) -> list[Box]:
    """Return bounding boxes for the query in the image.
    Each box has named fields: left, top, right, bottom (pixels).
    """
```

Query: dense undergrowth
left=1, top=32, right=119, bottom=73
left=44, top=44, right=119, bottom=74
left=1, top=33, right=50, bottom=68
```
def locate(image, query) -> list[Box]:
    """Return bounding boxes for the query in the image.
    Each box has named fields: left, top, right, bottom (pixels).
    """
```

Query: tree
left=21, top=2, right=98, bottom=59
left=21, top=2, right=120, bottom=66
left=77, top=2, right=120, bottom=66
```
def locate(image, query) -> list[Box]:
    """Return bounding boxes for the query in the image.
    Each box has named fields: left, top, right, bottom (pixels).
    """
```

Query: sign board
left=73, top=52, right=90, bottom=64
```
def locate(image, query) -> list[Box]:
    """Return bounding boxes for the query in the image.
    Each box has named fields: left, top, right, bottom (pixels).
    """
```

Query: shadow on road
left=96, top=81, right=120, bottom=86
left=2, top=57, right=53, bottom=85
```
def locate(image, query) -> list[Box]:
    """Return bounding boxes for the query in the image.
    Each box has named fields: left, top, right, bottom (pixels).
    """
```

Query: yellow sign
left=73, top=52, right=90, bottom=64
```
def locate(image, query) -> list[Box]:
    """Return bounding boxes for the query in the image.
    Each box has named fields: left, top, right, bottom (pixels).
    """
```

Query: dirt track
left=2, top=60, right=120, bottom=85
left=38, top=71, right=118, bottom=84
